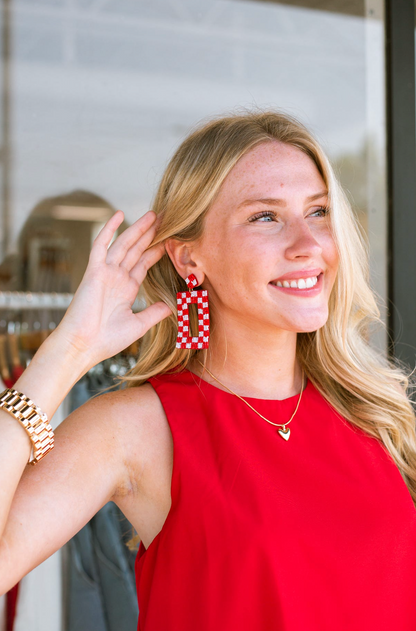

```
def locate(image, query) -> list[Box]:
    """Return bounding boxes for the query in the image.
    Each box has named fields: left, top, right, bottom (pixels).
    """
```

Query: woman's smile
left=269, top=271, right=324, bottom=295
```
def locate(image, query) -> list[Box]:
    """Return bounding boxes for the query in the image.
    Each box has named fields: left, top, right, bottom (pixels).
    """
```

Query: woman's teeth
left=270, top=276, right=319, bottom=289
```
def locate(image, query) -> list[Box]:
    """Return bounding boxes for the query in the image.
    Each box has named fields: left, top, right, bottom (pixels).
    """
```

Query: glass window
left=0, top=0, right=387, bottom=330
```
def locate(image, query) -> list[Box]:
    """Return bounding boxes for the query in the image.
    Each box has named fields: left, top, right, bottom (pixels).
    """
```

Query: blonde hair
left=118, top=109, right=416, bottom=547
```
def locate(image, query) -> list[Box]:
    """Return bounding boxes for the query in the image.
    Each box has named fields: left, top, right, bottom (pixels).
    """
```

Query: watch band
left=0, top=388, right=54, bottom=465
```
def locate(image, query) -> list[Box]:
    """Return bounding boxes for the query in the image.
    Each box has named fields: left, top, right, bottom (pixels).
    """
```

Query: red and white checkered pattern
left=185, top=274, right=199, bottom=291
left=176, top=288, right=210, bottom=349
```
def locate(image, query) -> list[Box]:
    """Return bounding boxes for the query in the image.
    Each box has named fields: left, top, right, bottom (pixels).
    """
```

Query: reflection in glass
left=0, top=0, right=386, bottom=349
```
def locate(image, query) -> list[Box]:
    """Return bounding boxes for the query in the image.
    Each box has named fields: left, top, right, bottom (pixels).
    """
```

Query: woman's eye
left=310, top=206, right=330, bottom=218
left=249, top=211, right=276, bottom=223
left=249, top=207, right=330, bottom=223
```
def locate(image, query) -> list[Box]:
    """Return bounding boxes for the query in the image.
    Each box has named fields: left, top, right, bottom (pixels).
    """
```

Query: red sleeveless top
left=135, top=369, right=416, bottom=630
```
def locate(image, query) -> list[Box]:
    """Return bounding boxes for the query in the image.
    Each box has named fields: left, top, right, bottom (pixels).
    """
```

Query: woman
left=1, top=110, right=416, bottom=630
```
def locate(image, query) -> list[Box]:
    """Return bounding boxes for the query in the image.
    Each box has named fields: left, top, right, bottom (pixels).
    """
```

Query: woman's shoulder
left=90, top=381, right=168, bottom=436
left=93, top=366, right=190, bottom=413
left=88, top=368, right=193, bottom=450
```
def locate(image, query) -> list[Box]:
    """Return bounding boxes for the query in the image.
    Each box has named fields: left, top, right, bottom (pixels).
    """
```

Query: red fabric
left=4, top=369, right=22, bottom=630
left=6, top=582, right=19, bottom=631
left=11, top=365, right=24, bottom=382
left=135, top=369, right=416, bottom=630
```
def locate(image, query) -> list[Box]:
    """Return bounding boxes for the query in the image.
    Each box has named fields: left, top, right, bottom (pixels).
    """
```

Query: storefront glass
left=0, top=0, right=387, bottom=335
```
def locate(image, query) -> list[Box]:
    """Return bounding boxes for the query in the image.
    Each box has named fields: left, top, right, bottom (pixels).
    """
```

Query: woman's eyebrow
left=237, top=190, right=328, bottom=208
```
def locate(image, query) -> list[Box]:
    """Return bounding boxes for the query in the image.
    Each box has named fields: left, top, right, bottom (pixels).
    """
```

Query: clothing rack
left=0, top=291, right=142, bottom=380
left=0, top=291, right=145, bottom=311
left=0, top=291, right=73, bottom=310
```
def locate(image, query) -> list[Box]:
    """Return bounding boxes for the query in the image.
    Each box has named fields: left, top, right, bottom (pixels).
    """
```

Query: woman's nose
left=284, top=220, right=323, bottom=259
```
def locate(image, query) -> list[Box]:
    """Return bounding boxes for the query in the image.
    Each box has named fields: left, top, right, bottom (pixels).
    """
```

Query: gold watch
left=0, top=388, right=54, bottom=464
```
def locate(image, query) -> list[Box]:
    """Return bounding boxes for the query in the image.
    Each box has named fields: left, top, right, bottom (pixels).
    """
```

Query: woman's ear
left=164, top=238, right=205, bottom=285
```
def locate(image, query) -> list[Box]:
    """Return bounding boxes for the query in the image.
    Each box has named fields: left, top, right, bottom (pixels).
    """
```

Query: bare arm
left=0, top=330, right=91, bottom=545
left=0, top=209, right=172, bottom=594
left=0, top=380, right=131, bottom=593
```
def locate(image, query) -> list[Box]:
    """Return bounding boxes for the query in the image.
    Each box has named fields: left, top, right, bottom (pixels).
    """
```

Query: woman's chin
left=283, top=311, right=329, bottom=334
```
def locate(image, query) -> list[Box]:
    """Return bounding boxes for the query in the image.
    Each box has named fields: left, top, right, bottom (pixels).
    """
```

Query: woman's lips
left=268, top=272, right=324, bottom=295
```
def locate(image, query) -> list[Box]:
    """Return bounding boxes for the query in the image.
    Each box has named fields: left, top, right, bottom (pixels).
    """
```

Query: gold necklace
left=196, top=359, right=305, bottom=441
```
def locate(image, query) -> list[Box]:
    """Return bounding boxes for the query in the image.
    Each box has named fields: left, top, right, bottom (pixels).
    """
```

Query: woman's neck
left=187, top=328, right=302, bottom=400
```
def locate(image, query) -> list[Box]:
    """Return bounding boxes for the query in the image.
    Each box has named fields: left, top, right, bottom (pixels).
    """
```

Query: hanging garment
left=0, top=595, right=5, bottom=631
left=65, top=501, right=138, bottom=631
left=66, top=517, right=108, bottom=631
left=135, top=369, right=416, bottom=631
left=5, top=586, right=18, bottom=631
left=90, top=502, right=139, bottom=630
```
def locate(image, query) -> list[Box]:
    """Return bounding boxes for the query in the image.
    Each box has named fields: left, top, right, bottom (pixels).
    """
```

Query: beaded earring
left=176, top=273, right=210, bottom=349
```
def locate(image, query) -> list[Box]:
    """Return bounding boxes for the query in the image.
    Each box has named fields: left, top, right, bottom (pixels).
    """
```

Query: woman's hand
left=54, top=209, right=172, bottom=369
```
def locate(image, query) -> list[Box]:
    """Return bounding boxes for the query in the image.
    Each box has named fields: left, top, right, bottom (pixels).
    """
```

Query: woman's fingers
left=119, top=221, right=159, bottom=272
left=87, top=208, right=168, bottom=329
left=89, top=210, right=164, bottom=281
left=105, top=210, right=158, bottom=267
left=135, top=301, right=173, bottom=337
left=89, top=210, right=125, bottom=265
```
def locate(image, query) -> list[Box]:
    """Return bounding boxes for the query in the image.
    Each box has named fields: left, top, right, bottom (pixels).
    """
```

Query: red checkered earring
left=176, top=273, right=210, bottom=349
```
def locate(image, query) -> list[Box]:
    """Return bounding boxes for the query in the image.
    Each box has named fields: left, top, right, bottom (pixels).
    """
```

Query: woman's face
left=193, top=140, right=339, bottom=335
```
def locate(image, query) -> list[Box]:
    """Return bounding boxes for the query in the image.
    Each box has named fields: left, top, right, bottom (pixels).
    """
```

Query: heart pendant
left=277, top=426, right=290, bottom=441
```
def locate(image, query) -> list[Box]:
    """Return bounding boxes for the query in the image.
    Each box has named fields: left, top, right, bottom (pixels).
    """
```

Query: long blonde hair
left=118, top=110, right=416, bottom=520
